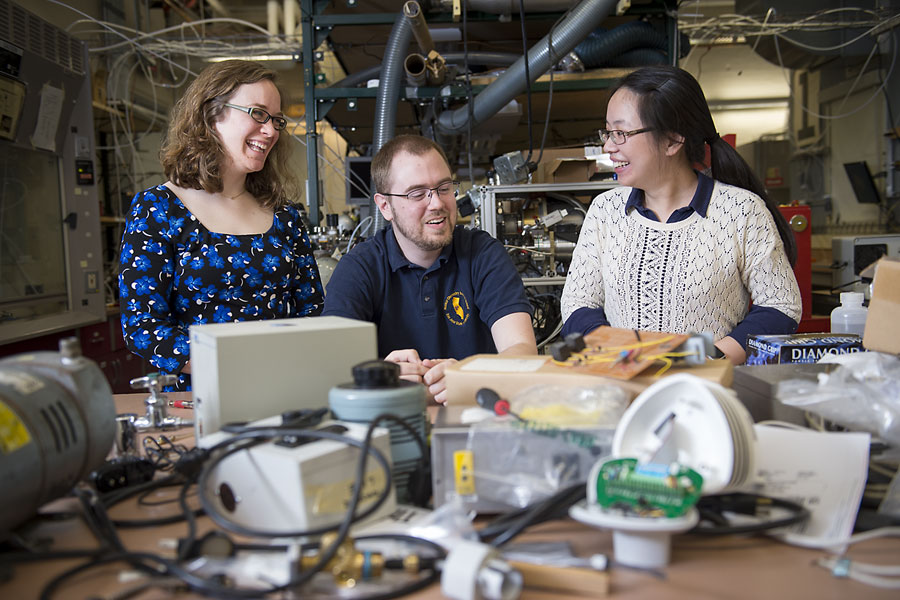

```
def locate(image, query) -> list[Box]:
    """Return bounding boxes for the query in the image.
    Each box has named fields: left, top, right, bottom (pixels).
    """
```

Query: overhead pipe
left=404, top=53, right=429, bottom=86
left=332, top=51, right=519, bottom=88
left=284, top=0, right=300, bottom=38
left=454, top=0, right=580, bottom=14
left=436, top=0, right=619, bottom=135
left=267, top=1, right=282, bottom=36
left=405, top=1, right=436, bottom=53
left=404, top=1, right=447, bottom=85
left=373, top=17, right=413, bottom=154
left=607, top=48, right=668, bottom=68
left=371, top=15, right=414, bottom=230
left=572, top=21, right=669, bottom=68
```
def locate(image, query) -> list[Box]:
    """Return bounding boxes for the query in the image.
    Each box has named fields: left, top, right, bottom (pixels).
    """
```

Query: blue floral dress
left=119, top=185, right=324, bottom=390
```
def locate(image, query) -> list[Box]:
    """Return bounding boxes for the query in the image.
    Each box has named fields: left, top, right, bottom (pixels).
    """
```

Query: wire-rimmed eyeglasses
left=224, top=103, right=288, bottom=131
left=598, top=127, right=654, bottom=145
left=380, top=181, right=460, bottom=202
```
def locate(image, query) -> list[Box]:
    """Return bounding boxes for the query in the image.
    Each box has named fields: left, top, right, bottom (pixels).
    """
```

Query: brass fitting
left=300, top=533, right=385, bottom=587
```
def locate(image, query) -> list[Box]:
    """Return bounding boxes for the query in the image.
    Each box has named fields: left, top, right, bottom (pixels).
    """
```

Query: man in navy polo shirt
left=323, top=135, right=536, bottom=403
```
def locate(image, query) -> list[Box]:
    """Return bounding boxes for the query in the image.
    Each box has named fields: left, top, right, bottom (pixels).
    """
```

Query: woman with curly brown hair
left=119, top=60, right=323, bottom=390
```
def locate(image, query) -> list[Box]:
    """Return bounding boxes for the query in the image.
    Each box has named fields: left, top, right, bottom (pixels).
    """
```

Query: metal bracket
left=317, top=98, right=336, bottom=120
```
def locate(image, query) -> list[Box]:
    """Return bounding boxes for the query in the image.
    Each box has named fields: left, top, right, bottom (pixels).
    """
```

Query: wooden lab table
left=1, top=393, right=898, bottom=599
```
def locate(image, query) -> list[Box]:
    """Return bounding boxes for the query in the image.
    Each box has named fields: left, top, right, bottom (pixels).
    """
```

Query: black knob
left=351, top=360, right=401, bottom=388
left=564, top=333, right=586, bottom=352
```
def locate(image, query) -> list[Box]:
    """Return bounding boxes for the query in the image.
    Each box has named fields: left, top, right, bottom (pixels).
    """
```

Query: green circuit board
left=593, top=457, right=703, bottom=518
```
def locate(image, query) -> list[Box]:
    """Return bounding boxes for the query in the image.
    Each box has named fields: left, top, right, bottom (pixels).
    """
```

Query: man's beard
left=391, top=209, right=455, bottom=252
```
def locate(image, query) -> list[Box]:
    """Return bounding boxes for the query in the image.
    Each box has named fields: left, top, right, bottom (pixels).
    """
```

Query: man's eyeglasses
left=380, top=181, right=460, bottom=202
left=599, top=127, right=654, bottom=145
left=224, top=103, right=288, bottom=131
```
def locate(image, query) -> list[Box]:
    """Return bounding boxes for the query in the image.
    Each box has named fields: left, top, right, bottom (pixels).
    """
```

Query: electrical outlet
left=85, top=270, right=99, bottom=293
left=74, top=135, right=90, bottom=158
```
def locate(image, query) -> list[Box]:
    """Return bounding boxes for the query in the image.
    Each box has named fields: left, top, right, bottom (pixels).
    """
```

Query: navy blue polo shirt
left=323, top=225, right=533, bottom=360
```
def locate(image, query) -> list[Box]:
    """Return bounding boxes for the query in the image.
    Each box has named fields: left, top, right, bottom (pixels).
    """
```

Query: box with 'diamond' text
left=745, top=333, right=864, bottom=365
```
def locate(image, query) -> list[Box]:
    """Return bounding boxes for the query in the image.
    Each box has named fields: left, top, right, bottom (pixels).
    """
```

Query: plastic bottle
left=830, top=292, right=868, bottom=337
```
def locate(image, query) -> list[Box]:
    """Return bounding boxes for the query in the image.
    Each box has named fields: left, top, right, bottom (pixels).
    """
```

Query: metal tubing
left=466, top=0, right=579, bottom=12
left=436, top=0, right=618, bottom=135
left=404, top=1, right=435, bottom=55
left=267, top=0, right=282, bottom=36
left=332, top=51, right=519, bottom=89
left=405, top=53, right=428, bottom=86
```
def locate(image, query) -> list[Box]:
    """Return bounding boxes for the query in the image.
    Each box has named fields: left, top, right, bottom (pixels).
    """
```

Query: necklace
left=223, top=189, right=248, bottom=201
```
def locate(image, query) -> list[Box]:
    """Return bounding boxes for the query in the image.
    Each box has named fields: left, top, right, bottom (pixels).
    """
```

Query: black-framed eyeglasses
left=599, top=127, right=654, bottom=145
left=224, top=103, right=288, bottom=131
left=380, top=181, right=460, bottom=202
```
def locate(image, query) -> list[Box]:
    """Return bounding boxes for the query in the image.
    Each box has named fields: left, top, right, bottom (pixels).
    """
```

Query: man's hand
left=422, top=358, right=458, bottom=405
left=383, top=349, right=428, bottom=384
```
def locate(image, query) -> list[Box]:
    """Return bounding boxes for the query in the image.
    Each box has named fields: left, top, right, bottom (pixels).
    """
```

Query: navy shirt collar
left=385, top=225, right=454, bottom=273
left=624, top=171, right=714, bottom=222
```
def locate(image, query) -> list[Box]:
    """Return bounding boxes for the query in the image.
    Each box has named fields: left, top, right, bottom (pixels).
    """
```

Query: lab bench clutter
left=0, top=260, right=899, bottom=599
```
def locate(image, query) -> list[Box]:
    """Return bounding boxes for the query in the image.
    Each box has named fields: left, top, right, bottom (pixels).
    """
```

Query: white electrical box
left=200, top=417, right=397, bottom=533
left=190, top=316, right=377, bottom=439
left=832, top=234, right=900, bottom=289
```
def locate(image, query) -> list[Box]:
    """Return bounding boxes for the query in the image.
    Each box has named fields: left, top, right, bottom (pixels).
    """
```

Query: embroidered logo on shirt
left=443, top=292, right=470, bottom=326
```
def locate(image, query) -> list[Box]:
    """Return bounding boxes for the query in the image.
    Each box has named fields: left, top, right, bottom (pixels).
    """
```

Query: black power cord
left=31, top=415, right=436, bottom=599
left=691, top=493, right=810, bottom=536
left=479, top=482, right=587, bottom=547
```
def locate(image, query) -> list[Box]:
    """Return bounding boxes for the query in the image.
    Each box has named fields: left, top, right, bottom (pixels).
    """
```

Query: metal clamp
left=128, top=373, right=192, bottom=431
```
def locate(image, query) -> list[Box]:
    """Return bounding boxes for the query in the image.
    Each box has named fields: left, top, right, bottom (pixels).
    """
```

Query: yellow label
left=0, top=400, right=31, bottom=454
left=306, top=468, right=388, bottom=516
left=453, top=450, right=476, bottom=496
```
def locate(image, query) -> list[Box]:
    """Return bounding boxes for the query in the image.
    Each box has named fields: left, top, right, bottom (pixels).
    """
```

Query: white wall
left=821, top=78, right=885, bottom=224
left=682, top=44, right=790, bottom=145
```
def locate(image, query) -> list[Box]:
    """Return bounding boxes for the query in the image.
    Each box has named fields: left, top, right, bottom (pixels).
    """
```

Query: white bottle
left=830, top=292, right=868, bottom=337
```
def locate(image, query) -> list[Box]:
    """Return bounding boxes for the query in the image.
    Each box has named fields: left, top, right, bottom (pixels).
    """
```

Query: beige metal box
left=190, top=316, right=376, bottom=438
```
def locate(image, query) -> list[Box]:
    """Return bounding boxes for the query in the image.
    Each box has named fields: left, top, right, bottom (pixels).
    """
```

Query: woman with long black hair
left=561, top=65, right=800, bottom=364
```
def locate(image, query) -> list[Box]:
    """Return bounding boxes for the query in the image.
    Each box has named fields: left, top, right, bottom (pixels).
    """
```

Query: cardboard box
left=863, top=257, right=900, bottom=354
left=745, top=333, right=864, bottom=365
left=532, top=148, right=597, bottom=184
left=443, top=354, right=734, bottom=406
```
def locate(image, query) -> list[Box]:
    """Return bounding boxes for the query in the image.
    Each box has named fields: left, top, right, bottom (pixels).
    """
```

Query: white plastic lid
left=840, top=292, right=864, bottom=305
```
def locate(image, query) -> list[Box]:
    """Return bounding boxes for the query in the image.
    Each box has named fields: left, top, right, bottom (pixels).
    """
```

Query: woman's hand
left=714, top=336, right=746, bottom=365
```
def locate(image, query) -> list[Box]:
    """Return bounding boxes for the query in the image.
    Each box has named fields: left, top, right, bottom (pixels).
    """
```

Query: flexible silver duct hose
left=372, top=15, right=414, bottom=231
left=436, top=0, right=618, bottom=135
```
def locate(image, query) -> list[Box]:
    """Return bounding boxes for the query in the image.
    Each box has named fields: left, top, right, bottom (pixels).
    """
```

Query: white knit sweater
left=561, top=181, right=802, bottom=340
